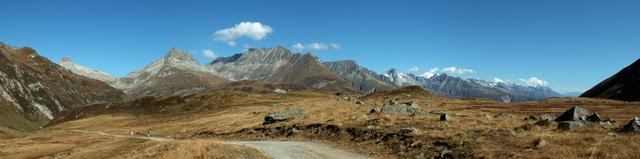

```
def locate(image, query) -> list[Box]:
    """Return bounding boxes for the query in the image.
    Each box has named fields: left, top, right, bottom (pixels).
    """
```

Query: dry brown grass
left=5, top=88, right=640, bottom=158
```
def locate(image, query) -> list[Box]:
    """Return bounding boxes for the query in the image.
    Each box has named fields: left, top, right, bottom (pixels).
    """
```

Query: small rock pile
left=370, top=100, right=427, bottom=117
left=263, top=109, right=309, bottom=125
left=554, top=106, right=616, bottom=130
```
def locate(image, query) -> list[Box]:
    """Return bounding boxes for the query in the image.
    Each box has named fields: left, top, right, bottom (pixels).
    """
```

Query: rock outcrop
left=322, top=60, right=397, bottom=92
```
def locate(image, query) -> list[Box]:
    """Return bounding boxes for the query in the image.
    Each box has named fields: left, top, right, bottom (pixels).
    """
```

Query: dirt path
left=71, top=129, right=372, bottom=158
left=225, top=141, right=372, bottom=159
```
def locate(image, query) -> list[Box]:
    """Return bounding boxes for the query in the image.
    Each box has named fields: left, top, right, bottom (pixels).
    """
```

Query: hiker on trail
left=147, top=130, right=150, bottom=139
left=130, top=131, right=134, bottom=136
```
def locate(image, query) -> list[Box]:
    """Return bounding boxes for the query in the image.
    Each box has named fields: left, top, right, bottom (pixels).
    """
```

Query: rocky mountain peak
left=162, top=47, right=199, bottom=65
left=59, top=56, right=72, bottom=63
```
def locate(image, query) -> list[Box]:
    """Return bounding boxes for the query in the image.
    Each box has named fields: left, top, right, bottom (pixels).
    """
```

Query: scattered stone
left=488, top=129, right=517, bottom=136
left=0, top=144, right=6, bottom=147
left=587, top=112, right=603, bottom=122
left=494, top=113, right=514, bottom=118
left=423, top=104, right=431, bottom=108
left=273, top=88, right=287, bottom=93
left=555, top=106, right=591, bottom=122
left=263, top=109, right=309, bottom=125
left=271, top=103, right=284, bottom=106
left=531, top=138, right=546, bottom=149
left=355, top=100, right=365, bottom=105
left=599, top=121, right=616, bottom=129
left=339, top=96, right=349, bottom=101
left=429, top=110, right=446, bottom=115
left=440, top=114, right=453, bottom=121
left=605, top=118, right=617, bottom=123
left=349, top=114, right=368, bottom=120
left=453, top=112, right=463, bottom=116
left=369, top=108, right=382, bottom=113
left=399, top=127, right=418, bottom=135
left=374, top=102, right=384, bottom=106
left=525, top=114, right=556, bottom=121
left=538, top=114, right=556, bottom=121
left=622, top=117, right=640, bottom=132
left=380, top=105, right=408, bottom=115
left=558, top=121, right=587, bottom=130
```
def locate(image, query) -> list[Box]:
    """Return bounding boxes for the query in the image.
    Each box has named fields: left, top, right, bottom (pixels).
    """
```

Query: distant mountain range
left=0, top=42, right=124, bottom=132
left=58, top=45, right=564, bottom=102
left=581, top=58, right=640, bottom=101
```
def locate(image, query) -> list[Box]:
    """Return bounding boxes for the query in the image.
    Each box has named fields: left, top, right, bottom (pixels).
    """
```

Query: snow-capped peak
left=492, top=77, right=549, bottom=87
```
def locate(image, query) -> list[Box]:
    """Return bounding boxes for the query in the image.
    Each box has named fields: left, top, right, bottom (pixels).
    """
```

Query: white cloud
left=441, top=66, right=476, bottom=75
left=330, top=43, right=342, bottom=50
left=291, top=42, right=341, bottom=52
left=408, top=66, right=419, bottom=72
left=492, top=77, right=549, bottom=87
left=306, top=43, right=329, bottom=50
left=212, top=22, right=273, bottom=46
left=243, top=44, right=250, bottom=48
left=202, top=49, right=217, bottom=58
left=292, top=43, right=305, bottom=51
left=419, top=67, right=439, bottom=78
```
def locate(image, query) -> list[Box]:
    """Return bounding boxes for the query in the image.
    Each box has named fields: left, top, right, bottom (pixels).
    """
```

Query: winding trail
left=225, top=141, right=372, bottom=159
left=71, top=129, right=372, bottom=159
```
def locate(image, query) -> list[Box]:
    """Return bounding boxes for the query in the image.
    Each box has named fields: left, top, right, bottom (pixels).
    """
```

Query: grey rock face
left=380, top=105, right=408, bottom=115
left=322, top=60, right=398, bottom=92
left=263, top=109, right=309, bottom=125
left=555, top=106, right=591, bottom=122
left=525, top=113, right=556, bottom=121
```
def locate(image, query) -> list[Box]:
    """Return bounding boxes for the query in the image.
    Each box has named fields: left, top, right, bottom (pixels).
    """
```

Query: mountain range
left=59, top=46, right=565, bottom=102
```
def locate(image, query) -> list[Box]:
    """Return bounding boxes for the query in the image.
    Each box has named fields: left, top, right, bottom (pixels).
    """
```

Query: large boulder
left=380, top=105, right=408, bottom=115
left=586, top=112, right=603, bottom=122
left=555, top=106, right=591, bottom=122
left=263, top=109, right=309, bottom=125
left=622, top=117, right=640, bottom=132
left=558, top=121, right=592, bottom=130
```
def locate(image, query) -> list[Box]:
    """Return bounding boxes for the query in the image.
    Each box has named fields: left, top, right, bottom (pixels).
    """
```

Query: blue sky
left=1, top=0, right=638, bottom=93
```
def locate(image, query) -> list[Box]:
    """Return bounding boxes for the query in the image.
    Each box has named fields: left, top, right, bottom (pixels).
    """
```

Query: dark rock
left=555, top=106, right=591, bottom=122
left=494, top=113, right=514, bottom=118
left=263, top=109, right=309, bottom=125
left=587, top=112, right=603, bottom=122
left=399, top=127, right=418, bottom=135
left=558, top=121, right=587, bottom=130
left=524, top=115, right=539, bottom=121
left=622, top=117, right=640, bottom=132
left=369, top=108, right=382, bottom=113
left=355, top=100, right=365, bottom=104
left=440, top=114, right=453, bottom=121
left=380, top=105, right=408, bottom=115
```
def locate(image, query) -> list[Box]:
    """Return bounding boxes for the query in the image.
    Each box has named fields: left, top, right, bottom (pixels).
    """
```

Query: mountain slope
left=0, top=42, right=125, bottom=134
left=581, top=58, right=640, bottom=101
left=322, top=60, right=398, bottom=92
left=118, top=47, right=229, bottom=98
left=58, top=57, right=119, bottom=86
left=204, top=47, right=357, bottom=92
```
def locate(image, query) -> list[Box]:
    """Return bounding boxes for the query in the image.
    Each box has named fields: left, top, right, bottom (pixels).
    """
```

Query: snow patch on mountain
left=492, top=77, right=549, bottom=87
